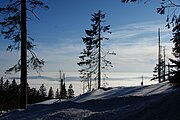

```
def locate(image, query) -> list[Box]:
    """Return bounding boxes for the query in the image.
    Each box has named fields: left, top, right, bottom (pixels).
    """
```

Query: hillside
left=1, top=81, right=180, bottom=120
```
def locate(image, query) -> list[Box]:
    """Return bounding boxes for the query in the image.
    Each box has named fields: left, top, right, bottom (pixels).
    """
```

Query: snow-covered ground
left=1, top=81, right=180, bottom=120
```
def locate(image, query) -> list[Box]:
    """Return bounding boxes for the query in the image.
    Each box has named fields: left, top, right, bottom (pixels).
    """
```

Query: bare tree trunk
left=98, top=10, right=101, bottom=89
left=158, top=28, right=161, bottom=83
left=20, top=0, right=27, bottom=109
left=163, top=46, right=166, bottom=81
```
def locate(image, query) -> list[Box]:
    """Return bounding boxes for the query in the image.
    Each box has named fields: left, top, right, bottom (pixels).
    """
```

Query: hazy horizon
left=0, top=0, right=174, bottom=78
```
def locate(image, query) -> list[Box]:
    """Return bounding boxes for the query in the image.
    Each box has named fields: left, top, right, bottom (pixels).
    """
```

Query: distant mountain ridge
left=8, top=75, right=152, bottom=81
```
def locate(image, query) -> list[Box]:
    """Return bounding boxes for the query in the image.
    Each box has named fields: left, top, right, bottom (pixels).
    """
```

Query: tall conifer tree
left=78, top=10, right=115, bottom=90
left=169, top=23, right=180, bottom=84
left=0, top=0, right=48, bottom=108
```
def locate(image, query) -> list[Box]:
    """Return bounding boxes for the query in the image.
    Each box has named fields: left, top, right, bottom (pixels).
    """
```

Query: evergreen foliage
left=0, top=77, right=3, bottom=114
left=0, top=77, right=60, bottom=114
left=0, top=0, right=48, bottom=109
left=55, top=88, right=60, bottom=98
left=9, top=79, right=20, bottom=109
left=152, top=42, right=166, bottom=83
left=169, top=24, right=180, bottom=84
left=0, top=78, right=19, bottom=113
left=0, top=0, right=47, bottom=74
left=60, top=83, right=67, bottom=99
left=152, top=55, right=164, bottom=80
left=48, top=87, right=54, bottom=99
left=121, top=0, right=180, bottom=84
left=78, top=10, right=115, bottom=92
left=67, top=84, right=75, bottom=99
left=39, top=84, right=47, bottom=97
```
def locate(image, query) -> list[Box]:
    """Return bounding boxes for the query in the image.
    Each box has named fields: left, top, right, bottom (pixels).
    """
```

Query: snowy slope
left=1, top=81, right=179, bottom=120
left=71, top=81, right=174, bottom=103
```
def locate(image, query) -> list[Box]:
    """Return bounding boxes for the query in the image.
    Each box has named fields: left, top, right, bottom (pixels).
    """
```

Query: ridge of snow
left=71, top=81, right=174, bottom=103
left=1, top=81, right=178, bottom=120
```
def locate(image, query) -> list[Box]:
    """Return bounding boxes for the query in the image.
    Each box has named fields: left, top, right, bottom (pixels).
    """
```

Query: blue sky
left=0, top=0, right=174, bottom=77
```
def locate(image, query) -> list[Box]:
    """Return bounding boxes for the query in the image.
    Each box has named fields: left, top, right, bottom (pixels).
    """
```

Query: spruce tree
left=152, top=54, right=164, bottom=82
left=169, top=23, right=180, bottom=84
left=78, top=10, right=115, bottom=91
left=4, top=79, right=10, bottom=91
left=0, top=77, right=4, bottom=114
left=39, top=84, right=47, bottom=97
left=9, top=79, right=20, bottom=109
left=61, top=84, right=67, bottom=99
left=0, top=0, right=48, bottom=109
left=67, top=84, right=74, bottom=99
left=0, top=77, right=3, bottom=92
left=48, top=87, right=54, bottom=99
left=3, top=79, right=11, bottom=111
left=55, top=88, right=60, bottom=98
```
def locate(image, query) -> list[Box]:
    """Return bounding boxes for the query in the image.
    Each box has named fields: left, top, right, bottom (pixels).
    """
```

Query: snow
left=1, top=81, right=180, bottom=120
left=71, top=81, right=174, bottom=103
left=35, top=99, right=60, bottom=105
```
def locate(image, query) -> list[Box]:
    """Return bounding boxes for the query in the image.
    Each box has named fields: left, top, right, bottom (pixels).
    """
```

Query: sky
left=0, top=0, right=176, bottom=78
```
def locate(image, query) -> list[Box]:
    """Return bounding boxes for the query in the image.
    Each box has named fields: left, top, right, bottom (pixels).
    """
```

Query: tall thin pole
left=87, top=73, right=92, bottom=91
left=158, top=28, right=161, bottom=83
left=59, top=70, right=62, bottom=80
left=83, top=80, right=85, bottom=94
left=20, top=0, right=27, bottom=109
left=87, top=74, right=90, bottom=91
left=60, top=77, right=63, bottom=98
left=163, top=46, right=166, bottom=81
left=63, top=73, right=65, bottom=85
left=89, top=73, right=92, bottom=91
left=141, top=75, right=143, bottom=85
left=89, top=64, right=92, bottom=91
left=59, top=70, right=61, bottom=97
left=168, top=63, right=170, bottom=78
left=98, top=10, right=101, bottom=89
